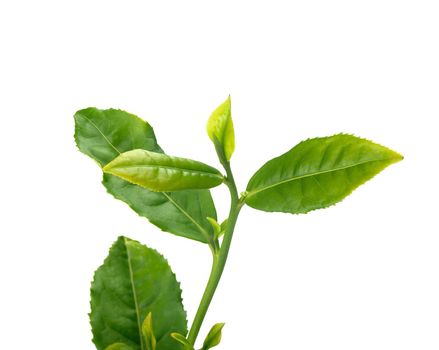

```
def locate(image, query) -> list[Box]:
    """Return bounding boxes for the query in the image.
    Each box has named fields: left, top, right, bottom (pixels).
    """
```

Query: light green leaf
left=245, top=134, right=403, bottom=214
left=170, top=333, right=193, bottom=350
left=206, top=217, right=221, bottom=237
left=74, top=107, right=217, bottom=243
left=142, top=313, right=156, bottom=350
left=202, top=323, right=225, bottom=350
left=104, top=344, right=135, bottom=350
left=207, top=96, right=235, bottom=161
left=206, top=217, right=228, bottom=239
left=90, top=236, right=187, bottom=350
left=103, top=150, right=224, bottom=192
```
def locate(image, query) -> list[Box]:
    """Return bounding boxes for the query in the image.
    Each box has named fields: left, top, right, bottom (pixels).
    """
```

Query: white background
left=1, top=1, right=438, bottom=349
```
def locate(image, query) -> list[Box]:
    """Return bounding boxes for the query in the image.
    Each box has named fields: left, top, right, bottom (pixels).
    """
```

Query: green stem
left=187, top=161, right=242, bottom=346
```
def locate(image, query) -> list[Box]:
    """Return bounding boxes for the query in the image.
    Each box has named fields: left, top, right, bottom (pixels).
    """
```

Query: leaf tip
left=395, top=152, right=404, bottom=162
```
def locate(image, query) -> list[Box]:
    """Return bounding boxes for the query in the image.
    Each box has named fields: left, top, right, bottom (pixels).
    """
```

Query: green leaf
left=104, top=344, right=135, bottom=350
left=74, top=107, right=217, bottom=243
left=206, top=217, right=228, bottom=239
left=207, top=96, right=235, bottom=161
left=206, top=217, right=221, bottom=237
left=90, top=236, right=187, bottom=350
left=142, top=313, right=157, bottom=350
left=104, top=174, right=216, bottom=243
left=245, top=134, right=403, bottom=214
left=170, top=333, right=194, bottom=350
left=103, top=149, right=224, bottom=192
left=202, top=323, right=225, bottom=350
left=74, top=108, right=162, bottom=167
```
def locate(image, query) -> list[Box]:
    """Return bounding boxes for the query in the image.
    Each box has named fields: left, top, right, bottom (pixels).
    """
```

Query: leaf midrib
left=108, top=164, right=222, bottom=179
left=78, top=113, right=121, bottom=157
left=163, top=193, right=212, bottom=243
left=124, top=238, right=145, bottom=350
left=247, top=156, right=397, bottom=198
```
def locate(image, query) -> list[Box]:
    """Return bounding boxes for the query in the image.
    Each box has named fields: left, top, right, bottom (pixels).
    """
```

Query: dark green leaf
left=74, top=108, right=162, bottom=167
left=90, top=236, right=187, bottom=350
left=202, top=323, right=225, bottom=350
left=74, top=107, right=217, bottom=243
left=245, top=134, right=403, bottom=214
left=206, top=96, right=235, bottom=161
left=103, top=150, right=224, bottom=192
left=103, top=175, right=216, bottom=243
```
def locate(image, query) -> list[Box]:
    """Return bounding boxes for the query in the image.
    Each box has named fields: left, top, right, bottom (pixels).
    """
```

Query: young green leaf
left=103, top=149, right=224, bottom=192
left=105, top=344, right=135, bottom=350
left=206, top=217, right=221, bottom=237
left=74, top=108, right=218, bottom=243
left=202, top=323, right=225, bottom=350
left=142, top=313, right=157, bottom=350
left=207, top=96, right=235, bottom=161
left=90, top=236, right=187, bottom=350
left=206, top=217, right=228, bottom=240
left=245, top=134, right=403, bottom=214
left=170, top=333, right=194, bottom=350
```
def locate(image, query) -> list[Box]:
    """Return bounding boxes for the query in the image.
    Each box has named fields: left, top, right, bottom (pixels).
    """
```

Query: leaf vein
left=164, top=193, right=212, bottom=244
left=247, top=157, right=394, bottom=198
left=78, top=113, right=121, bottom=156
left=124, top=238, right=145, bottom=350
left=108, top=164, right=222, bottom=178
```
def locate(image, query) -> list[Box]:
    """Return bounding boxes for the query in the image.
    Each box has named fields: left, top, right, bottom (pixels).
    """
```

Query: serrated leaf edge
left=101, top=175, right=212, bottom=244
left=89, top=236, right=188, bottom=350
left=245, top=133, right=403, bottom=214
